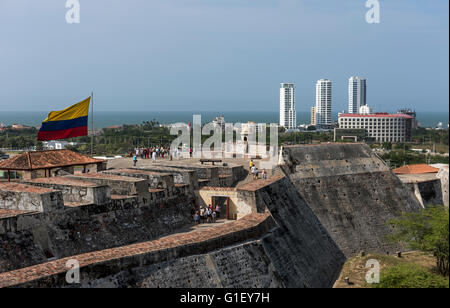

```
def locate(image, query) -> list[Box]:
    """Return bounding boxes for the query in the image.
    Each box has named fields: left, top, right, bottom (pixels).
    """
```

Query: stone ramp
left=279, top=143, right=423, bottom=257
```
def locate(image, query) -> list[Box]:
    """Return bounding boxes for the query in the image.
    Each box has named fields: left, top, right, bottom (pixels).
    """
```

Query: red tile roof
left=393, top=164, right=440, bottom=175
left=0, top=150, right=105, bottom=171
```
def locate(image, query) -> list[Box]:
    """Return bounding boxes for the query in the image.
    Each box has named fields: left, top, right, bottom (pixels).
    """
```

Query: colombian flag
left=37, top=97, right=90, bottom=141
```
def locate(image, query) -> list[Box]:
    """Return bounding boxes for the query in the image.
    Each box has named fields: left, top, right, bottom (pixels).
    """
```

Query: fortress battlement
left=0, top=144, right=428, bottom=288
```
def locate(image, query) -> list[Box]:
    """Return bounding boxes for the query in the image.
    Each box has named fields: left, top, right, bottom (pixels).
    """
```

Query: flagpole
left=91, top=91, right=94, bottom=156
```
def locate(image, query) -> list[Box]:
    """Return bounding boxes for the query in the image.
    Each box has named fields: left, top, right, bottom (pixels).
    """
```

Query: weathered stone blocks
left=22, top=177, right=111, bottom=205
left=66, top=173, right=147, bottom=196
left=0, top=183, right=63, bottom=213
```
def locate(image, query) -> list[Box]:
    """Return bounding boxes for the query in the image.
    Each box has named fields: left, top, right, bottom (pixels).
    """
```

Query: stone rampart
left=437, top=167, right=449, bottom=207
left=0, top=213, right=275, bottom=288
left=66, top=173, right=148, bottom=196
left=135, top=166, right=198, bottom=190
left=22, top=178, right=111, bottom=206
left=279, top=143, right=423, bottom=257
left=101, top=169, right=175, bottom=191
left=0, top=188, right=195, bottom=274
left=1, top=175, right=345, bottom=288
left=0, top=183, right=63, bottom=213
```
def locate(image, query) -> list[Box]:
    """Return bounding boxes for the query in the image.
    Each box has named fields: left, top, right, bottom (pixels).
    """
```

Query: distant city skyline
left=0, top=0, right=448, bottom=113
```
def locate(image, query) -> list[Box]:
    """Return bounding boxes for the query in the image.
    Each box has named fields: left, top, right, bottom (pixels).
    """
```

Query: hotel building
left=338, top=113, right=414, bottom=143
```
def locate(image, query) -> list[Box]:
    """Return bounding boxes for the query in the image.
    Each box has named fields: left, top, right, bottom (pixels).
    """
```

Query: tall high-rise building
left=310, top=106, right=316, bottom=125
left=315, top=79, right=332, bottom=125
left=348, top=76, right=367, bottom=114
left=279, top=83, right=296, bottom=129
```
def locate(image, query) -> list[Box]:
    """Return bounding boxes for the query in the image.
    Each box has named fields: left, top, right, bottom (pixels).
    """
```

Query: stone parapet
left=66, top=173, right=148, bottom=196
left=0, top=183, right=63, bottom=213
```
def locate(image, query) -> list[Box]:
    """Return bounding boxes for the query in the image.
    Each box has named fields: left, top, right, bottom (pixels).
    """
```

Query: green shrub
left=387, top=206, right=449, bottom=276
left=373, top=264, right=449, bottom=288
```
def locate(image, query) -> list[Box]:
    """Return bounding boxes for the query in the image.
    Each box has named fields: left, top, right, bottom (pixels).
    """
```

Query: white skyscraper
left=348, top=76, right=367, bottom=114
left=279, top=83, right=296, bottom=129
left=315, top=79, right=332, bottom=125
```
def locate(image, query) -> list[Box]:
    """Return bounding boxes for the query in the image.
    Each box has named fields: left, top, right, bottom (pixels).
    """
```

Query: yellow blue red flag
left=37, top=97, right=90, bottom=141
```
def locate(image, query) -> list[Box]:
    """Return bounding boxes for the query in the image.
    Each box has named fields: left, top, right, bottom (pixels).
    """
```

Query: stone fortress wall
left=279, top=143, right=423, bottom=257
left=437, top=167, right=449, bottom=207
left=0, top=144, right=426, bottom=288
left=0, top=176, right=345, bottom=288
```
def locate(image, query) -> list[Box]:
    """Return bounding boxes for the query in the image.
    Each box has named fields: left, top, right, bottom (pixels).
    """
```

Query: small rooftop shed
left=0, top=150, right=107, bottom=181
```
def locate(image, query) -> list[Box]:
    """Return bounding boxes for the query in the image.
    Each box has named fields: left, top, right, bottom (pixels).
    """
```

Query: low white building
left=359, top=105, right=373, bottom=115
left=42, top=141, right=78, bottom=150
left=338, top=113, right=414, bottom=143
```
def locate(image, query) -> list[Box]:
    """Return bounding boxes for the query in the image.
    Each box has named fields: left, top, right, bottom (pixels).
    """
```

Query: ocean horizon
left=0, top=111, right=448, bottom=129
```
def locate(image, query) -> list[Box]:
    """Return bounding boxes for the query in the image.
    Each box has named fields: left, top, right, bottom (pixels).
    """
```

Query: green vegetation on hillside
left=381, top=151, right=449, bottom=167
left=373, top=263, right=448, bottom=288
left=387, top=206, right=449, bottom=276
left=335, top=252, right=448, bottom=289
left=412, top=127, right=449, bottom=147
left=0, top=127, right=39, bottom=150
left=1, top=121, right=448, bottom=159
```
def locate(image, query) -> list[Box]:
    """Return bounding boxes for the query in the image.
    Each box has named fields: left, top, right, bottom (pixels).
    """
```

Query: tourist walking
left=194, top=211, right=200, bottom=225
left=152, top=151, right=157, bottom=162
left=262, top=169, right=267, bottom=180
left=215, top=204, right=221, bottom=219
left=133, top=154, right=137, bottom=166
left=207, top=206, right=212, bottom=223
left=251, top=165, right=258, bottom=180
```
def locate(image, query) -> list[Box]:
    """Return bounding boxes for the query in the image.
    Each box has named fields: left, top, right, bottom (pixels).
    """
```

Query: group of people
left=132, top=147, right=169, bottom=166
left=192, top=204, right=222, bottom=225
left=249, top=160, right=267, bottom=180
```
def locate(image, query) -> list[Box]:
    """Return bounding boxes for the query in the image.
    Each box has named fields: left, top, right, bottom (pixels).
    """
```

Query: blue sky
left=0, top=0, right=448, bottom=112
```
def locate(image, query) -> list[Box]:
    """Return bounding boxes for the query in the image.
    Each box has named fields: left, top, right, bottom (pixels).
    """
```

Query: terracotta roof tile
left=0, top=150, right=105, bottom=171
left=393, top=164, right=439, bottom=175
left=238, top=176, right=285, bottom=191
